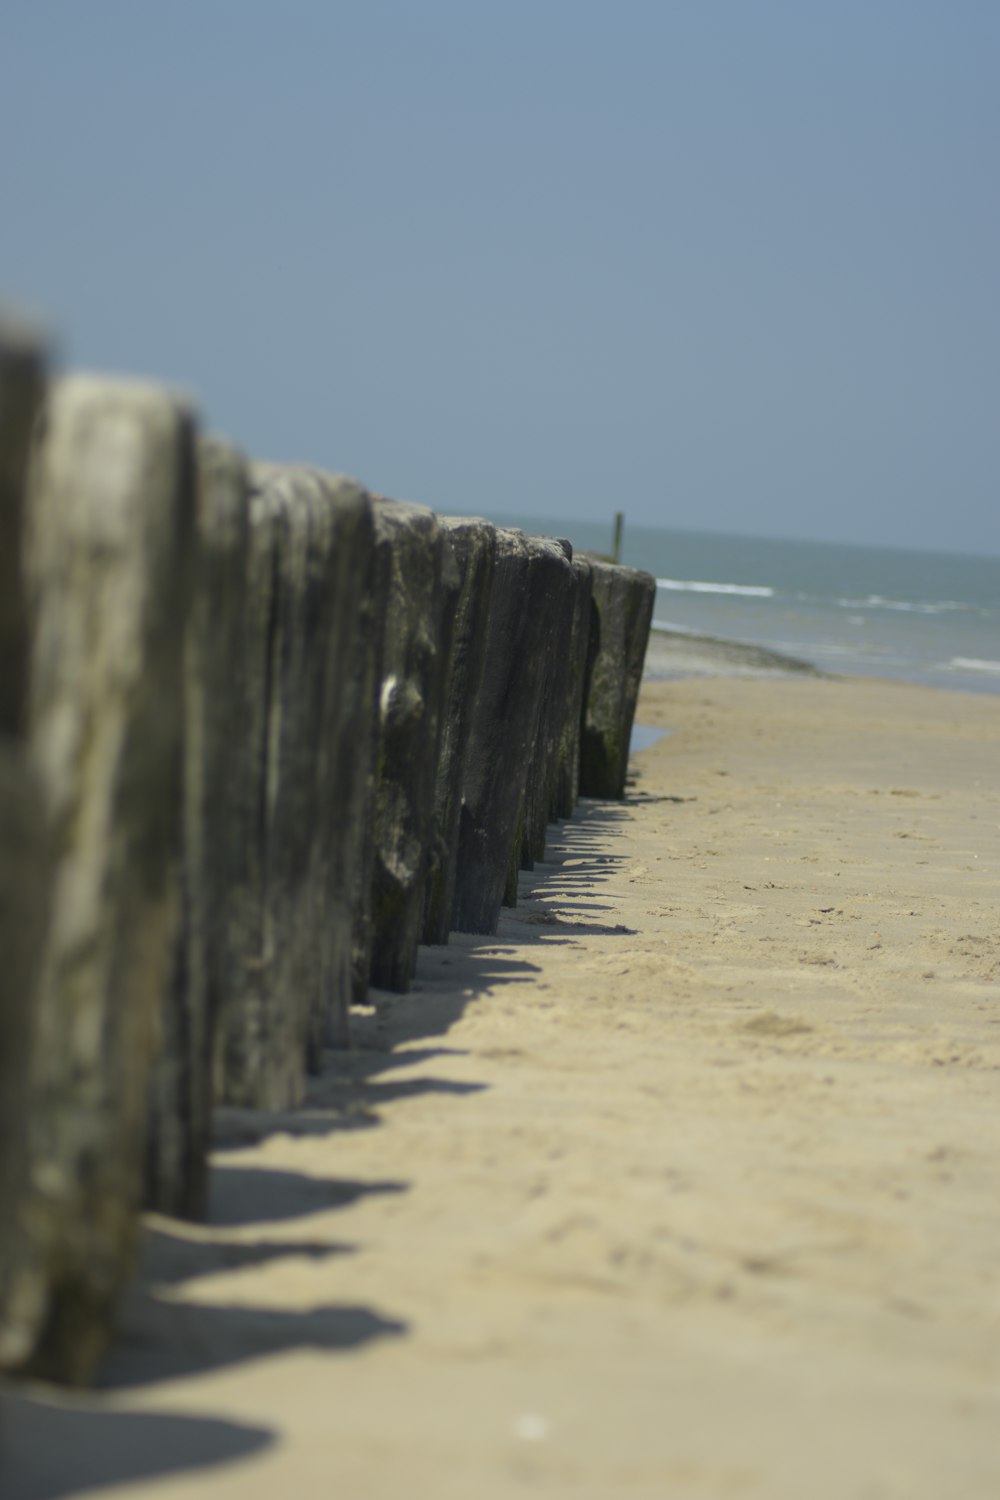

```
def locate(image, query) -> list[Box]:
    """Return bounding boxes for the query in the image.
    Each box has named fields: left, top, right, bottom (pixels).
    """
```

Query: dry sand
left=4, top=674, right=1000, bottom=1499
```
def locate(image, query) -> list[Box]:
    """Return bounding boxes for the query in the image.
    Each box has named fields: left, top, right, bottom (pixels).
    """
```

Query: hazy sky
left=3, top=1, right=998, bottom=553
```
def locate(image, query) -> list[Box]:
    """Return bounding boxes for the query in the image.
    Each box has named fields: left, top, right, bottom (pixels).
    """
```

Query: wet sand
left=643, top=625, right=825, bottom=680
left=4, top=673, right=1000, bottom=1499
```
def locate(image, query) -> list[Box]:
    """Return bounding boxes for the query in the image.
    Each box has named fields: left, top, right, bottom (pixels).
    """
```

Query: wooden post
left=612, top=510, right=624, bottom=565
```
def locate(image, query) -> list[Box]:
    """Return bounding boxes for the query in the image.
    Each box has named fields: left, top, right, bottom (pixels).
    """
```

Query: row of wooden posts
left=0, top=320, right=655, bottom=1386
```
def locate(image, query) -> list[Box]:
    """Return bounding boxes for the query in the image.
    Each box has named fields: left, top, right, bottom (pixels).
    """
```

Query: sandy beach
left=4, top=671, right=1000, bottom=1499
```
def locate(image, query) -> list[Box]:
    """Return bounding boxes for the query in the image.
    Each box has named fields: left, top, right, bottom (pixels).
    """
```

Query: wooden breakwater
left=0, top=320, right=655, bottom=1387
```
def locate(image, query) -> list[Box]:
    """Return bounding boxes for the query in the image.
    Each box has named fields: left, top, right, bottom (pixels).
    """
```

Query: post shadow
left=96, top=1299, right=407, bottom=1391
left=0, top=1387, right=274, bottom=1500
left=207, top=1166, right=408, bottom=1227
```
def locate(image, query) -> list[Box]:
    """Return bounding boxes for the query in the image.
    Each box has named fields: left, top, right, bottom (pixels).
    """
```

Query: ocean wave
left=657, top=578, right=775, bottom=598
left=834, top=594, right=968, bottom=616
left=949, top=657, right=1000, bottom=674
left=650, top=618, right=702, bottom=636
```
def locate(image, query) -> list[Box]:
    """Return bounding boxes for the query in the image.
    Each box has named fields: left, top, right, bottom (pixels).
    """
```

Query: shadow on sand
left=0, top=1387, right=274, bottom=1500
left=5, top=794, right=636, bottom=1497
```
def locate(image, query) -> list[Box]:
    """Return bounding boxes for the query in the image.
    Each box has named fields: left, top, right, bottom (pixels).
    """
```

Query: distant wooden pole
left=612, top=510, right=624, bottom=565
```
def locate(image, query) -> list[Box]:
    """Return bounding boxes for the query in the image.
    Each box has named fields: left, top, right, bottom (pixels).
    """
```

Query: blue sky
left=3, top=1, right=998, bottom=553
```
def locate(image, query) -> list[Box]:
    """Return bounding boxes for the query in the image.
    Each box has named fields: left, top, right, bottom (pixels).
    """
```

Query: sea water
left=490, top=516, right=1000, bottom=696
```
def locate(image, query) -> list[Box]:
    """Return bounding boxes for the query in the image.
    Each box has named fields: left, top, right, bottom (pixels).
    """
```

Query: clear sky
left=3, top=1, right=998, bottom=553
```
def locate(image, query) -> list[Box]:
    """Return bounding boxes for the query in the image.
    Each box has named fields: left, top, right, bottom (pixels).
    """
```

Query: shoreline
left=5, top=671, right=1000, bottom=1497
left=644, top=625, right=827, bottom=681
left=643, top=622, right=1000, bottom=698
